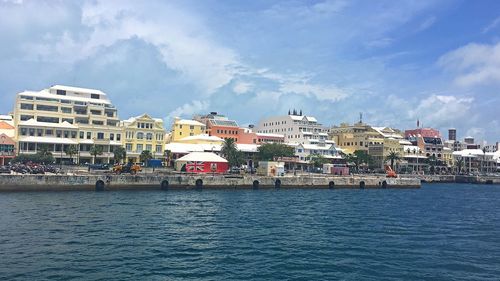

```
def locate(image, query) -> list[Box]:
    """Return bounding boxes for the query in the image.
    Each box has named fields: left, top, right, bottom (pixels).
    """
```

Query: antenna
left=359, top=112, right=363, bottom=123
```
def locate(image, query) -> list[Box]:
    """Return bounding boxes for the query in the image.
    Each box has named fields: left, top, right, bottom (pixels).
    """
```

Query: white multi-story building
left=256, top=112, right=329, bottom=144
left=13, top=85, right=122, bottom=164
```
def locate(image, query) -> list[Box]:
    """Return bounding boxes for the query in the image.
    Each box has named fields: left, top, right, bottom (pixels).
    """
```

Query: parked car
left=88, top=163, right=110, bottom=170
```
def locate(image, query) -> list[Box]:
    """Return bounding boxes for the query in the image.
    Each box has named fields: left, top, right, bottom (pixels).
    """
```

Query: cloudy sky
left=0, top=0, right=499, bottom=143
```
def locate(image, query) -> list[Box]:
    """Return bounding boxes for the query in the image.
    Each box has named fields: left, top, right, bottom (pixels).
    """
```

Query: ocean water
left=1, top=183, right=499, bottom=281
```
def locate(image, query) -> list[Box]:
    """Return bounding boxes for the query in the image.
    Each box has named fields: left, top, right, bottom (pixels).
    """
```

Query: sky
left=0, top=0, right=499, bottom=143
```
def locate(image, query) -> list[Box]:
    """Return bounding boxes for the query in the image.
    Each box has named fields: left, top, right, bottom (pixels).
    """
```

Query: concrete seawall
left=0, top=174, right=420, bottom=191
left=409, top=175, right=500, bottom=185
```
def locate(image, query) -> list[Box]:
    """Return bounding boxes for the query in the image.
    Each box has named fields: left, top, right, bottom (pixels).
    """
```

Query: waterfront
left=1, top=184, right=500, bottom=280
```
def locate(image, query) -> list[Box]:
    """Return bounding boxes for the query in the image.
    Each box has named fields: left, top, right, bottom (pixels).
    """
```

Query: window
left=62, top=118, right=74, bottom=124
left=137, top=132, right=144, bottom=139
left=79, top=132, right=84, bottom=139
left=37, top=116, right=59, bottom=123
left=36, top=105, right=58, bottom=112
left=20, top=95, right=33, bottom=100
left=190, top=125, right=194, bottom=130
left=20, top=128, right=27, bottom=136
left=126, top=143, right=133, bottom=151
left=156, top=145, right=162, bottom=153
left=92, top=120, right=104, bottom=125
left=64, top=131, right=69, bottom=138
left=90, top=110, right=101, bottom=115
left=61, top=107, right=72, bottom=114
left=56, top=130, right=62, bottom=138
left=116, top=134, right=121, bottom=141
left=90, top=94, right=100, bottom=99
left=110, top=133, right=114, bottom=141
left=97, top=132, right=104, bottom=140
left=56, top=90, right=66, bottom=95
left=46, top=129, right=53, bottom=136
left=20, top=115, right=33, bottom=121
left=71, top=131, right=77, bottom=138
left=87, top=132, right=92, bottom=139
left=146, top=144, right=152, bottom=151
left=20, top=103, right=34, bottom=110
left=60, top=99, right=71, bottom=104
left=37, top=129, right=43, bottom=137
left=137, top=144, right=143, bottom=152
left=146, top=133, right=153, bottom=140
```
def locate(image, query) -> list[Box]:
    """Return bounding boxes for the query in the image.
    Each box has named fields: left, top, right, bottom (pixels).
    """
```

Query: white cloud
left=233, top=81, right=252, bottom=94
left=416, top=16, right=436, bottom=32
left=167, top=100, right=209, bottom=121
left=438, top=42, right=500, bottom=87
left=409, top=95, right=474, bottom=127
left=482, top=16, right=500, bottom=34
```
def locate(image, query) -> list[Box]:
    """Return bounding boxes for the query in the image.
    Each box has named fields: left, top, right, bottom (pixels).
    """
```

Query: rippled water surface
left=1, top=183, right=500, bottom=280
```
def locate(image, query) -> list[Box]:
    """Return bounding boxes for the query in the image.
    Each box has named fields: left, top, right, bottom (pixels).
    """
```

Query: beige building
left=13, top=85, right=122, bottom=164
left=170, top=118, right=206, bottom=142
left=121, top=113, right=166, bottom=163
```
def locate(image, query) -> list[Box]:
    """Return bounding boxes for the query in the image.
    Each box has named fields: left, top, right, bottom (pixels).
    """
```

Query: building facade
left=170, top=118, right=206, bottom=142
left=256, top=112, right=328, bottom=144
left=13, top=85, right=122, bottom=164
left=122, top=114, right=166, bottom=163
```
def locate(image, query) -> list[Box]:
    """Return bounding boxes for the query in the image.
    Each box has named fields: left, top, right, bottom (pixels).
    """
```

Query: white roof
left=165, top=142, right=260, bottom=154
left=372, top=126, right=403, bottom=139
left=236, top=143, right=259, bottom=152
left=166, top=142, right=221, bottom=153
left=18, top=136, right=78, bottom=144
left=299, top=143, right=337, bottom=151
left=289, top=115, right=318, bottom=122
left=175, top=119, right=205, bottom=126
left=50, top=85, right=106, bottom=95
left=122, top=114, right=163, bottom=125
left=0, top=115, right=13, bottom=121
left=19, top=89, right=112, bottom=105
left=19, top=119, right=78, bottom=129
left=399, top=139, right=412, bottom=145
left=178, top=134, right=223, bottom=142
left=452, top=149, right=484, bottom=157
left=176, top=152, right=228, bottom=163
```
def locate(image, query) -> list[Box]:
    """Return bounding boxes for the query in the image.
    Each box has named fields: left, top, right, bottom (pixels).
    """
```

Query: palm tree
left=140, top=150, right=153, bottom=164
left=90, top=145, right=103, bottom=164
left=221, top=138, right=244, bottom=167
left=385, top=151, right=400, bottom=170
left=164, top=149, right=172, bottom=167
left=113, top=146, right=126, bottom=164
left=64, top=145, right=78, bottom=164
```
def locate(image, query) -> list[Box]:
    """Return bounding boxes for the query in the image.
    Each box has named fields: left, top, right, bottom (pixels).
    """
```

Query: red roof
left=0, top=121, right=14, bottom=130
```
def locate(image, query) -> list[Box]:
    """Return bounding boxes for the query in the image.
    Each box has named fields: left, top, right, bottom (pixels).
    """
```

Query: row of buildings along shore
left=0, top=85, right=499, bottom=173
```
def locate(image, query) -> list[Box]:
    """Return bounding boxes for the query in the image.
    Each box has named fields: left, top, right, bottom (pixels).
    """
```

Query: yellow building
left=122, top=114, right=166, bottom=163
left=329, top=122, right=387, bottom=154
left=13, top=85, right=122, bottom=164
left=170, top=118, right=206, bottom=142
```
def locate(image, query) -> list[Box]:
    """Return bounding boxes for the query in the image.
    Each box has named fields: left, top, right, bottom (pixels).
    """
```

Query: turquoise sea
left=1, top=183, right=499, bottom=280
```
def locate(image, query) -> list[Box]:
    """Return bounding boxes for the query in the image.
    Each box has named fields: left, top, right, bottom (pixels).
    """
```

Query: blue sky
left=0, top=0, right=499, bottom=143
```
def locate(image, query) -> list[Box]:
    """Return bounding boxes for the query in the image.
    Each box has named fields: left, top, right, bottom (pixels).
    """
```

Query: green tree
left=427, top=155, right=438, bottom=174
left=64, top=145, right=78, bottom=164
left=90, top=145, right=103, bottom=164
left=221, top=138, right=244, bottom=167
left=385, top=151, right=400, bottom=170
left=257, top=143, right=295, bottom=161
left=310, top=154, right=330, bottom=168
left=113, top=146, right=126, bottom=164
left=140, top=150, right=153, bottom=163
left=346, top=150, right=372, bottom=172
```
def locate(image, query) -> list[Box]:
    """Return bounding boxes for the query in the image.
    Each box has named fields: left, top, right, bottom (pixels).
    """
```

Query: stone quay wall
left=0, top=174, right=420, bottom=192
